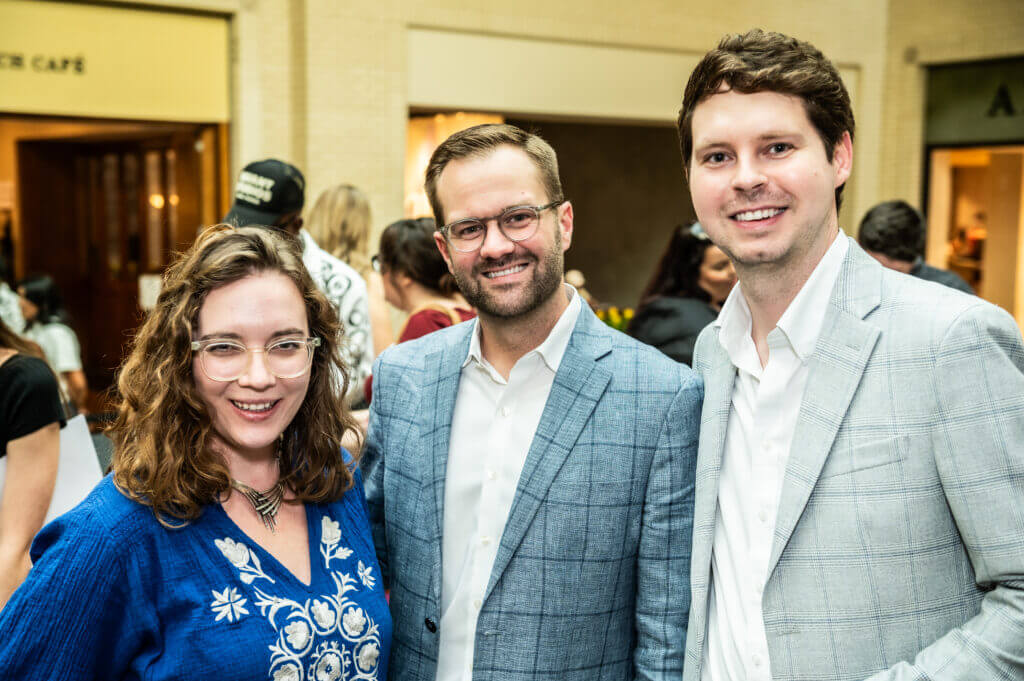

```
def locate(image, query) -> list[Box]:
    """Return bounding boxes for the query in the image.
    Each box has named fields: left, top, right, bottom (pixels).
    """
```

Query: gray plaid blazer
left=362, top=302, right=702, bottom=680
left=685, top=239, right=1024, bottom=681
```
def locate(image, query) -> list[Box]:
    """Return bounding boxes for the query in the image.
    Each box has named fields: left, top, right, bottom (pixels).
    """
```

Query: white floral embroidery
left=320, top=517, right=353, bottom=564
left=356, top=642, right=379, bottom=673
left=210, top=586, right=249, bottom=623
left=313, top=643, right=345, bottom=681
left=321, top=516, right=341, bottom=546
left=215, top=537, right=276, bottom=585
left=273, top=663, right=301, bottom=681
left=213, top=514, right=382, bottom=679
left=342, top=607, right=366, bottom=637
left=311, top=598, right=336, bottom=630
left=357, top=561, right=375, bottom=590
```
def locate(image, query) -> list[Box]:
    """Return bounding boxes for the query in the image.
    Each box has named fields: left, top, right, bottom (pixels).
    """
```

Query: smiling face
left=687, top=89, right=852, bottom=277
left=193, top=270, right=312, bottom=463
left=433, top=145, right=572, bottom=322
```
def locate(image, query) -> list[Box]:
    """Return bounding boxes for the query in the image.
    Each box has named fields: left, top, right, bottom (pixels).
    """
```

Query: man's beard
left=452, top=242, right=564, bottom=320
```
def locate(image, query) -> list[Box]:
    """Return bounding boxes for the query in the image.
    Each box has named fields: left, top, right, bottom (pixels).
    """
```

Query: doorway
left=8, top=119, right=228, bottom=410
left=926, top=145, right=1024, bottom=328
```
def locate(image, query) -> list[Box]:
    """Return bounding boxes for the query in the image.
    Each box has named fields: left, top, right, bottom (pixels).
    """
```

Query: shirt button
left=481, top=536, right=492, bottom=545
left=473, top=598, right=483, bottom=610
left=752, top=653, right=763, bottom=668
left=487, top=470, right=497, bottom=480
left=500, top=406, right=511, bottom=417
left=757, top=509, right=769, bottom=523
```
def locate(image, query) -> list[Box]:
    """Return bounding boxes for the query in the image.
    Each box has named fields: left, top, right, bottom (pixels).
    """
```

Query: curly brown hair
left=677, top=29, right=855, bottom=210
left=110, top=224, right=358, bottom=526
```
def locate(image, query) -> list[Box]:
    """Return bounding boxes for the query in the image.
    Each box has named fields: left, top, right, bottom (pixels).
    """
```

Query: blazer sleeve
left=360, top=354, right=391, bottom=586
left=867, top=303, right=1024, bottom=680
left=634, top=366, right=703, bottom=680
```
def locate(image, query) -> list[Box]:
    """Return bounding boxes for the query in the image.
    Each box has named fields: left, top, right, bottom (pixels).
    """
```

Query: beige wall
left=881, top=0, right=1024, bottom=209
left=111, top=0, right=889, bottom=242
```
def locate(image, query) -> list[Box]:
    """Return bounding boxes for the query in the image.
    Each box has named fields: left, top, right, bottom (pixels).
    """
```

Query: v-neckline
left=210, top=501, right=322, bottom=591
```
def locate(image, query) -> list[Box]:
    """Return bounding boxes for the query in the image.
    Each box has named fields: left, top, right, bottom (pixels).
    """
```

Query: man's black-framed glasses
left=191, top=336, right=321, bottom=382
left=440, top=200, right=565, bottom=253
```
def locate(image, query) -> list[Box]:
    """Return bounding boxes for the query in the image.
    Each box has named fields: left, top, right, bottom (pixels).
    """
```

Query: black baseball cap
left=224, top=159, right=305, bottom=227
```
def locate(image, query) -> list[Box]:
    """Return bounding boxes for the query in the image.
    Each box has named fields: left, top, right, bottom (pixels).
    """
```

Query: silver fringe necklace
left=231, top=477, right=285, bottom=532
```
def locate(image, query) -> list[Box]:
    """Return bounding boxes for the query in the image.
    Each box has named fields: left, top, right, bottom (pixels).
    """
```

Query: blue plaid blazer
left=685, top=240, right=1024, bottom=681
left=362, top=302, right=702, bottom=680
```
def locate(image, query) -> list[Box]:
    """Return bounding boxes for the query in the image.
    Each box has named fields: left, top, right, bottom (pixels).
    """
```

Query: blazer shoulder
left=600, top=324, right=701, bottom=389
left=377, top=321, right=471, bottom=369
left=873, top=267, right=1010, bottom=335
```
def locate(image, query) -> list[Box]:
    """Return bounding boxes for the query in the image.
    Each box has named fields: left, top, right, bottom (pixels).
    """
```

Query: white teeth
left=734, top=207, right=784, bottom=221
left=484, top=264, right=527, bottom=279
left=231, top=400, right=275, bottom=413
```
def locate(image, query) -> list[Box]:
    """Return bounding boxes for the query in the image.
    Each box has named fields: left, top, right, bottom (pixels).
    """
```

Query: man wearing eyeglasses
left=361, top=123, right=702, bottom=680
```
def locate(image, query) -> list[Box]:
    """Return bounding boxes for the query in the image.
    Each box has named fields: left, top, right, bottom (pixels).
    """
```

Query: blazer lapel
left=484, top=307, right=613, bottom=600
left=421, top=324, right=474, bottom=603
left=767, top=243, right=883, bottom=576
left=688, top=329, right=736, bottom=667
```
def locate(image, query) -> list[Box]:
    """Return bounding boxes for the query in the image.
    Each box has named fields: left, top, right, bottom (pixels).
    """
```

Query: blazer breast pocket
left=819, top=435, right=909, bottom=480
left=541, top=478, right=642, bottom=560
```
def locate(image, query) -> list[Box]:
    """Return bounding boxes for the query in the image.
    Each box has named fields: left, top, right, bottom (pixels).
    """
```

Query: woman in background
left=628, top=222, right=736, bottom=365
left=363, top=217, right=474, bottom=404
left=0, top=225, right=391, bottom=679
left=306, top=184, right=393, bottom=365
left=0, top=316, right=63, bottom=610
left=305, top=184, right=373, bottom=277
left=17, top=274, right=89, bottom=413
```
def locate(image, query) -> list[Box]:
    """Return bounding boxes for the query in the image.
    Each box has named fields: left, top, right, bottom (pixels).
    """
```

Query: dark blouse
left=0, top=354, right=65, bottom=455
left=628, top=296, right=719, bottom=366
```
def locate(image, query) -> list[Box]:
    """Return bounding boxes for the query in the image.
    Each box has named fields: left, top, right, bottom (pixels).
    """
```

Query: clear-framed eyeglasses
left=191, top=337, right=321, bottom=382
left=440, top=200, right=565, bottom=253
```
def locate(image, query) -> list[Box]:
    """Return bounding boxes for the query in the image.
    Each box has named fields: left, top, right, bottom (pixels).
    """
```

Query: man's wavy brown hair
left=677, top=29, right=855, bottom=210
left=110, top=224, right=358, bottom=526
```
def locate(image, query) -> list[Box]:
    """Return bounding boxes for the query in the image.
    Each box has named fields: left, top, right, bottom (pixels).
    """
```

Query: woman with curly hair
left=628, top=223, right=736, bottom=365
left=0, top=225, right=391, bottom=679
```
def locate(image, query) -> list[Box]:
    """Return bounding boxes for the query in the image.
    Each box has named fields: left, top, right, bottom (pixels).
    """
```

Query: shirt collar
left=464, top=284, right=581, bottom=373
left=715, top=232, right=849, bottom=365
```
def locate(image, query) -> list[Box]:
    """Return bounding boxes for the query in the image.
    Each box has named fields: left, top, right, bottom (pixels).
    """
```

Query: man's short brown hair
left=677, top=29, right=855, bottom=209
left=424, top=124, right=563, bottom=227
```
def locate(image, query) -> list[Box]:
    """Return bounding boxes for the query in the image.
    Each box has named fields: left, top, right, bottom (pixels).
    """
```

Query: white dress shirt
left=436, top=286, right=581, bottom=681
left=702, top=234, right=849, bottom=681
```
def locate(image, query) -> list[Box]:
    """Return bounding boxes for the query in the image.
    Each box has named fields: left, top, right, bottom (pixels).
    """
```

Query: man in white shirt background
left=679, top=29, right=1024, bottom=681
left=224, top=159, right=373, bottom=404
left=362, top=123, right=702, bottom=680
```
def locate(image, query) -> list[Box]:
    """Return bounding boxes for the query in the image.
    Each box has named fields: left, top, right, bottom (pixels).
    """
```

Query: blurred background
left=0, top=0, right=1022, bottom=410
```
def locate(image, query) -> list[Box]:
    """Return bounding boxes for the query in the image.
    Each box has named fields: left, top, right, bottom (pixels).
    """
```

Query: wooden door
left=17, top=125, right=226, bottom=411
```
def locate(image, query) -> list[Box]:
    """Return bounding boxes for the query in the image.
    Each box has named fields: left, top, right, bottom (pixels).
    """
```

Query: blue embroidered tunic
left=0, top=467, right=391, bottom=680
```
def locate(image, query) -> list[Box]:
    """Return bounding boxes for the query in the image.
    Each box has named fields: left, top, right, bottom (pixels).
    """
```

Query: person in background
left=305, top=183, right=393, bottom=364
left=0, top=225, right=391, bottom=678
left=0, top=316, right=64, bottom=610
left=225, top=160, right=374, bottom=405
left=0, top=256, right=24, bottom=334
left=363, top=217, right=474, bottom=403
left=858, top=199, right=974, bottom=293
left=306, top=183, right=373, bottom=277
left=628, top=223, right=736, bottom=365
left=17, top=274, right=88, bottom=413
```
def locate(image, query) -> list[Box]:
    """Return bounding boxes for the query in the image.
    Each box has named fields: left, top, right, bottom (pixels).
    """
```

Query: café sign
left=0, top=1, right=228, bottom=122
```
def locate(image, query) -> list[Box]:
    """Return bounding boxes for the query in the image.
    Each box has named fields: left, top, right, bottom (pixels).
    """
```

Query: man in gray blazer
left=677, top=29, right=1024, bottom=681
left=361, top=124, right=702, bottom=680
